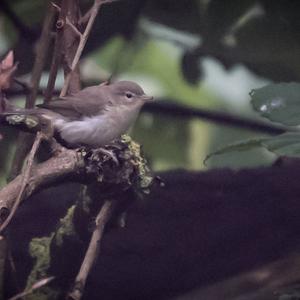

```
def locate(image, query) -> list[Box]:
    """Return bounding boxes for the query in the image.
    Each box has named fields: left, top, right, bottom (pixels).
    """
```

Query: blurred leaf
left=139, top=19, right=200, bottom=50
left=205, top=137, right=265, bottom=164
left=251, top=83, right=300, bottom=126
left=262, top=132, right=300, bottom=157
left=206, top=132, right=300, bottom=163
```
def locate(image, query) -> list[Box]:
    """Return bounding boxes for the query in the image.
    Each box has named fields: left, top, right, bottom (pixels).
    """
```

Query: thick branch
left=0, top=135, right=148, bottom=227
left=0, top=147, right=83, bottom=220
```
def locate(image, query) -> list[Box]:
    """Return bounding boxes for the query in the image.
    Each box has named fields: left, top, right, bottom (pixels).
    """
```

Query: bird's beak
left=141, top=95, right=154, bottom=101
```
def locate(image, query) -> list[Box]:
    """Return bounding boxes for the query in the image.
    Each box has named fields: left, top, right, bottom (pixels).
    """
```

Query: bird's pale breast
left=54, top=104, right=141, bottom=147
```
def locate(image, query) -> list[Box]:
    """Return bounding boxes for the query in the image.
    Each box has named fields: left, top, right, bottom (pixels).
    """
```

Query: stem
left=60, top=0, right=115, bottom=97
left=0, top=132, right=44, bottom=233
left=67, top=200, right=115, bottom=300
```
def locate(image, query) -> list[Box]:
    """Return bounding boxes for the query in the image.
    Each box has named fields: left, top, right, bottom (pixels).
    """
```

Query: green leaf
left=262, top=132, right=300, bottom=156
left=204, top=137, right=266, bottom=164
left=250, top=83, right=300, bottom=126
left=205, top=132, right=300, bottom=163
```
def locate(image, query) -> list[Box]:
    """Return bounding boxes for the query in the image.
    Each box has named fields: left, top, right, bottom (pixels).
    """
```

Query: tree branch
left=9, top=3, right=56, bottom=180
left=67, top=200, right=115, bottom=300
left=0, top=132, right=44, bottom=233
left=8, top=277, right=55, bottom=300
left=0, top=146, right=83, bottom=222
left=0, top=135, right=150, bottom=227
left=60, top=0, right=117, bottom=97
left=59, top=0, right=82, bottom=95
left=26, top=3, right=56, bottom=108
left=143, top=100, right=289, bottom=135
left=44, top=2, right=68, bottom=103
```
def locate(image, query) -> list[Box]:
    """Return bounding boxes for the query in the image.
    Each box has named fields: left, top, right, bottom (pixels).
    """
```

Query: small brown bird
left=5, top=81, right=153, bottom=147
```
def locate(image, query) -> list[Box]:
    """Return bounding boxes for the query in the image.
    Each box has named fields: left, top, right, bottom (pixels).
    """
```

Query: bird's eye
left=125, top=92, right=133, bottom=99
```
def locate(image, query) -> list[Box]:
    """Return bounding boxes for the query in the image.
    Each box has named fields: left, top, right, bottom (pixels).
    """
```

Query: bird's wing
left=37, top=86, right=110, bottom=120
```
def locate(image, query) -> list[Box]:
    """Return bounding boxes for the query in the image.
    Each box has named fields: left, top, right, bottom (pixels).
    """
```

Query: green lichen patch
left=25, top=116, right=40, bottom=128
left=28, top=237, right=51, bottom=283
left=82, top=135, right=154, bottom=201
left=54, top=205, right=76, bottom=247
left=26, top=236, right=58, bottom=300
left=25, top=206, right=78, bottom=299
left=6, top=114, right=40, bottom=128
left=6, top=114, right=26, bottom=125
left=120, top=135, right=153, bottom=193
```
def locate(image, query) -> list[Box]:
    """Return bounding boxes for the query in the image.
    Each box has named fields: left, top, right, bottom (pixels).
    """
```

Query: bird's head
left=109, top=81, right=153, bottom=105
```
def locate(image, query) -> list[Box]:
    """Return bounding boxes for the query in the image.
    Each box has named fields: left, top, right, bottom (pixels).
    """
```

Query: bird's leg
left=39, top=116, right=66, bottom=156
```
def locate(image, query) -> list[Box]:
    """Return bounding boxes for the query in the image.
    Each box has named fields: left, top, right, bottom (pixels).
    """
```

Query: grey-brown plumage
left=7, top=81, right=153, bottom=147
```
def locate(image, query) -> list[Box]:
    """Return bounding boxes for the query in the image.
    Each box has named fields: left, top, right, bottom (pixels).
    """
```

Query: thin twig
left=60, top=0, right=116, bottom=97
left=66, top=17, right=83, bottom=38
left=44, top=3, right=65, bottom=102
left=79, top=0, right=118, bottom=25
left=43, top=31, right=63, bottom=103
left=51, top=4, right=82, bottom=38
left=8, top=276, right=55, bottom=300
left=27, top=3, right=56, bottom=108
left=44, top=2, right=71, bottom=103
left=67, top=200, right=115, bottom=300
left=9, top=3, right=56, bottom=179
left=0, top=132, right=44, bottom=233
left=7, top=248, right=21, bottom=294
left=60, top=0, right=82, bottom=95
